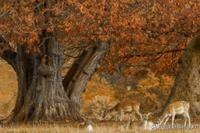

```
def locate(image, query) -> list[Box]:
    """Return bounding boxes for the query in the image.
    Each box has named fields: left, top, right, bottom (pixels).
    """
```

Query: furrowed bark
left=63, top=41, right=109, bottom=109
left=2, top=37, right=82, bottom=123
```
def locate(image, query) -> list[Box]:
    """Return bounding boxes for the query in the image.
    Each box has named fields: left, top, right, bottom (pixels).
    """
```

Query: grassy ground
left=0, top=123, right=199, bottom=133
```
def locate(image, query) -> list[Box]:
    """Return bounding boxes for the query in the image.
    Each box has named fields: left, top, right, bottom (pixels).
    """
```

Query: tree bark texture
left=7, top=38, right=81, bottom=122
left=63, top=42, right=109, bottom=110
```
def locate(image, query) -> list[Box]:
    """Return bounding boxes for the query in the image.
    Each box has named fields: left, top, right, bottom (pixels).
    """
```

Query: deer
left=158, top=101, right=191, bottom=128
left=114, top=99, right=143, bottom=122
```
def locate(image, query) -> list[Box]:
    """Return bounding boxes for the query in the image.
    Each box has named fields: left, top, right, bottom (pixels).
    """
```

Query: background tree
left=100, top=0, right=200, bottom=76
left=164, top=35, right=200, bottom=116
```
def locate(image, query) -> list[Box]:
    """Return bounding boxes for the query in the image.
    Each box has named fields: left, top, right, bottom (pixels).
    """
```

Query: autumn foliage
left=0, top=0, right=200, bottom=74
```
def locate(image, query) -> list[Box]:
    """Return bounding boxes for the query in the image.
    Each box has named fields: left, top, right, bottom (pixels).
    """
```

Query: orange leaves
left=28, top=32, right=39, bottom=45
left=99, top=34, right=109, bottom=42
left=0, top=0, right=200, bottom=75
left=64, top=20, right=73, bottom=34
left=130, top=15, right=146, bottom=29
left=67, top=0, right=75, bottom=5
left=159, top=36, right=167, bottom=45
left=133, top=34, right=145, bottom=44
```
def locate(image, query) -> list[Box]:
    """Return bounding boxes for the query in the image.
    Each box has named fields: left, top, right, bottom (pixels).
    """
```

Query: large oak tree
left=0, top=0, right=111, bottom=122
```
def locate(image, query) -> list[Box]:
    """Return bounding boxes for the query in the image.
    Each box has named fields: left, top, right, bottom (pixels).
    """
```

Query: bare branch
left=123, top=48, right=186, bottom=59
left=0, top=11, right=11, bottom=19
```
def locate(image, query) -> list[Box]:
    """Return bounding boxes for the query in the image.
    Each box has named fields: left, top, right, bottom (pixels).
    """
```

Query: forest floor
left=0, top=60, right=200, bottom=132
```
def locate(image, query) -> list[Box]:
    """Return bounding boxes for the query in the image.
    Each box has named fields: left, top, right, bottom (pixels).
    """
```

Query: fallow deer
left=115, top=99, right=142, bottom=121
left=159, top=101, right=191, bottom=128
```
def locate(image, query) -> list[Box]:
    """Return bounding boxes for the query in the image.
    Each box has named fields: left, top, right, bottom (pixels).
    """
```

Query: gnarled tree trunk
left=7, top=38, right=81, bottom=122
left=63, top=42, right=109, bottom=110
left=164, top=35, right=200, bottom=116
left=0, top=35, right=109, bottom=123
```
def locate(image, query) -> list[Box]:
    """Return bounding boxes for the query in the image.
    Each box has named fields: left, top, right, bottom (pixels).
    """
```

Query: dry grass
left=0, top=123, right=199, bottom=133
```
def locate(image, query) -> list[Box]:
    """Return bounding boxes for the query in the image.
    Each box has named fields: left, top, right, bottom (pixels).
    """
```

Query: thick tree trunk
left=164, top=35, right=200, bottom=116
left=63, top=41, right=109, bottom=110
left=1, top=36, right=109, bottom=123
left=1, top=28, right=110, bottom=123
left=2, top=37, right=81, bottom=123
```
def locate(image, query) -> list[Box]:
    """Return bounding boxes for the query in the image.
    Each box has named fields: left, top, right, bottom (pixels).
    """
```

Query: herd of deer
left=117, top=100, right=191, bottom=129
left=85, top=100, right=191, bottom=132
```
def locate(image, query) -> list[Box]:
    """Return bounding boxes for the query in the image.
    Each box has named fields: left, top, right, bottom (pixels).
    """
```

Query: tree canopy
left=0, top=0, right=200, bottom=74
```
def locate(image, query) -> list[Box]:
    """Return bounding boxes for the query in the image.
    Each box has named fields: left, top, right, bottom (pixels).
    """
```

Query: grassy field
left=0, top=123, right=200, bottom=133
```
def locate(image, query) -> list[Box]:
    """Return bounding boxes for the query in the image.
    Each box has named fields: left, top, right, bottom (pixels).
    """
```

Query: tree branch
left=62, top=41, right=110, bottom=108
left=123, top=48, right=186, bottom=59
left=0, top=11, right=12, bottom=19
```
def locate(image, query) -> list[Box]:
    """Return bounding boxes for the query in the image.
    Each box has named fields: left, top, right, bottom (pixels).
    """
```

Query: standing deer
left=115, top=99, right=142, bottom=121
left=159, top=101, right=191, bottom=128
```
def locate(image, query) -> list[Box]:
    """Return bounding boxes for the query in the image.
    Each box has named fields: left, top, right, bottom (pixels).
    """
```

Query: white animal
left=126, top=86, right=132, bottom=91
left=81, top=119, right=94, bottom=133
left=87, top=124, right=93, bottom=132
left=140, top=112, right=155, bottom=130
left=159, top=101, right=191, bottom=128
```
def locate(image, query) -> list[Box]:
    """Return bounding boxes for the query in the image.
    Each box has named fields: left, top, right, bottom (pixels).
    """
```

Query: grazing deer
left=115, top=100, right=142, bottom=121
left=159, top=101, right=191, bottom=128
left=140, top=112, right=155, bottom=130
